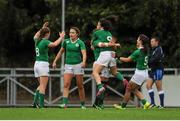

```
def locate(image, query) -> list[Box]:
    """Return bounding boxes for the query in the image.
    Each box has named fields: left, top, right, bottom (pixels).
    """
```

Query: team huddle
left=32, top=17, right=164, bottom=110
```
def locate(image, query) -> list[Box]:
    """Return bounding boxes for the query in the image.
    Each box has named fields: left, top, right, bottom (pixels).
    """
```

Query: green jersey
left=92, top=30, right=114, bottom=52
left=34, top=38, right=51, bottom=62
left=62, top=38, right=86, bottom=65
left=93, top=46, right=100, bottom=61
left=129, top=49, right=148, bottom=70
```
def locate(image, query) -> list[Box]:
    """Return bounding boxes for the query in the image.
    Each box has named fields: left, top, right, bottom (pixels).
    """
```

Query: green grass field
left=0, top=108, right=180, bottom=120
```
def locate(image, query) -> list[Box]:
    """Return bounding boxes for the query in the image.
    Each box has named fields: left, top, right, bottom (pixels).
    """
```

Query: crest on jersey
left=66, top=41, right=70, bottom=44
left=75, top=43, right=79, bottom=47
left=107, top=36, right=112, bottom=41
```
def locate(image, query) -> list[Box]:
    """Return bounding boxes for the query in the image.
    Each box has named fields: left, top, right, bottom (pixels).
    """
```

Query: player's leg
left=59, top=64, right=74, bottom=108
left=59, top=73, right=73, bottom=108
left=39, top=76, right=49, bottom=108
left=92, top=63, right=105, bottom=96
left=109, top=58, right=128, bottom=87
left=156, top=81, right=164, bottom=108
left=76, top=75, right=86, bottom=109
left=134, top=89, right=151, bottom=109
left=146, top=79, right=156, bottom=106
left=93, top=67, right=109, bottom=110
left=114, top=69, right=149, bottom=109
left=33, top=62, right=40, bottom=108
left=32, top=77, right=40, bottom=108
left=146, top=70, right=156, bottom=106
left=155, top=69, right=164, bottom=107
left=114, top=81, right=134, bottom=109
left=93, top=51, right=112, bottom=96
left=74, top=63, right=86, bottom=109
left=35, top=62, right=49, bottom=108
left=93, top=78, right=107, bottom=109
left=98, top=67, right=110, bottom=108
left=155, top=69, right=164, bottom=108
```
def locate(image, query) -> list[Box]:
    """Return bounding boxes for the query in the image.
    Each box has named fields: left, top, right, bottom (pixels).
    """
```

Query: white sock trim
left=158, top=90, right=164, bottom=94
left=148, top=89, right=154, bottom=93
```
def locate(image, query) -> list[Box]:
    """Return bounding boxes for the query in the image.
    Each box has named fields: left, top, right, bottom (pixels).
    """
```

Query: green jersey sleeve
left=91, top=31, right=100, bottom=47
left=129, top=49, right=140, bottom=62
left=79, top=40, right=86, bottom=50
left=44, top=39, right=51, bottom=47
left=61, top=39, right=67, bottom=49
left=92, top=32, right=98, bottom=42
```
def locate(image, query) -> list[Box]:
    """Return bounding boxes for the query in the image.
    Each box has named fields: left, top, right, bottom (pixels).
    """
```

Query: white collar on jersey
left=138, top=46, right=144, bottom=49
left=70, top=38, right=79, bottom=43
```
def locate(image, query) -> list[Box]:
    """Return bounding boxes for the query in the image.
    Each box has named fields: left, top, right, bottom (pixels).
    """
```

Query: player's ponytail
left=138, top=34, right=150, bottom=55
left=38, top=27, right=50, bottom=41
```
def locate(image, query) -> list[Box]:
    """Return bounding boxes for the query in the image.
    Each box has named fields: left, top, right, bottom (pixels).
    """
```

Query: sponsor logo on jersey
left=107, top=36, right=112, bottom=41
left=75, top=43, right=79, bottom=47
left=66, top=41, right=70, bottom=44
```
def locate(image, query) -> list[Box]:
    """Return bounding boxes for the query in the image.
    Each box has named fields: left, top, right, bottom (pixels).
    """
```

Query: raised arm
left=52, top=48, right=65, bottom=69
left=48, top=31, right=65, bottom=48
left=119, top=57, right=132, bottom=62
left=34, top=22, right=49, bottom=40
left=98, top=42, right=120, bottom=48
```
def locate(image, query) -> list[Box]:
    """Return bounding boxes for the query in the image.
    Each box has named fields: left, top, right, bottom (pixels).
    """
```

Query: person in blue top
left=146, top=37, right=165, bottom=108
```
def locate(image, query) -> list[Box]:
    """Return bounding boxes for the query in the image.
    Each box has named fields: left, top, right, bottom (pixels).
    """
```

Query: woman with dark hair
left=53, top=27, right=86, bottom=109
left=114, top=34, right=151, bottom=109
left=92, top=18, right=128, bottom=103
left=33, top=22, right=65, bottom=108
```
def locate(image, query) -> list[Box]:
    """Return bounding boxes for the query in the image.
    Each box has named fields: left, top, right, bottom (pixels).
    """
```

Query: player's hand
left=59, top=31, right=65, bottom=38
left=81, top=62, right=86, bottom=68
left=115, top=43, right=121, bottom=48
left=91, top=45, right=95, bottom=50
left=42, top=22, right=49, bottom=28
left=108, top=42, right=115, bottom=47
left=52, top=62, right=57, bottom=69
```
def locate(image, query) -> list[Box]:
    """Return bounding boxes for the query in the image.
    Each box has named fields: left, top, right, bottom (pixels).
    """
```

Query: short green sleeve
left=61, top=40, right=67, bottom=49
left=129, top=49, right=140, bottom=61
left=79, top=40, right=86, bottom=50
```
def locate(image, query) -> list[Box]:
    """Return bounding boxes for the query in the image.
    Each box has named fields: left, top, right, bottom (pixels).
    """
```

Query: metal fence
left=0, top=68, right=179, bottom=107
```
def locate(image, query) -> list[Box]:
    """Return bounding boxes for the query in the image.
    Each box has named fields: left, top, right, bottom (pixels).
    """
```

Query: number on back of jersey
left=36, top=48, right=40, bottom=56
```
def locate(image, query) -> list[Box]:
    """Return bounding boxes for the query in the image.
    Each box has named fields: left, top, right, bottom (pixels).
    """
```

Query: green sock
left=141, top=99, right=147, bottom=105
left=80, top=101, right=85, bottom=106
left=97, top=84, right=103, bottom=90
left=33, top=90, right=39, bottom=104
left=62, top=97, right=68, bottom=104
left=99, top=91, right=105, bottom=105
left=115, top=72, right=124, bottom=81
left=39, top=93, right=45, bottom=108
left=121, top=102, right=127, bottom=108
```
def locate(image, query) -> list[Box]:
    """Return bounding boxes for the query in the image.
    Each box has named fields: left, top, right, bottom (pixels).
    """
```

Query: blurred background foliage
left=0, top=0, right=179, bottom=68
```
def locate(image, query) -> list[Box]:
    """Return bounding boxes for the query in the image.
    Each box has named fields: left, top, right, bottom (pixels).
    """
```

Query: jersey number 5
left=144, top=56, right=148, bottom=66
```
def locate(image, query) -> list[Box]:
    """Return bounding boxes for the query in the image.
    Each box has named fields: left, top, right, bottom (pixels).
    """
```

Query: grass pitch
left=0, top=107, right=180, bottom=120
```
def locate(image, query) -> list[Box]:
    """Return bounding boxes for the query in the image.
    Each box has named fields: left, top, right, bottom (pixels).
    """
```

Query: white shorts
left=64, top=63, right=84, bottom=75
left=93, top=62, right=110, bottom=78
left=95, top=51, right=116, bottom=67
left=130, top=69, right=150, bottom=85
left=34, top=61, right=50, bottom=78
left=101, top=67, right=110, bottom=78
